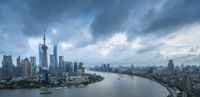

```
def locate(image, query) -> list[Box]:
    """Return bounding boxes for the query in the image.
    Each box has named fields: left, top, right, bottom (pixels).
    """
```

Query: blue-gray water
left=0, top=71, right=170, bottom=97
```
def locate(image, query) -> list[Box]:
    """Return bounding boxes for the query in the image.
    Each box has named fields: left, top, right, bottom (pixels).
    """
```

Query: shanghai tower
left=53, top=45, right=58, bottom=72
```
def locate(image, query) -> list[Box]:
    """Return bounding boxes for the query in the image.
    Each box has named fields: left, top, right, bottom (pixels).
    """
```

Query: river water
left=0, top=71, right=170, bottom=97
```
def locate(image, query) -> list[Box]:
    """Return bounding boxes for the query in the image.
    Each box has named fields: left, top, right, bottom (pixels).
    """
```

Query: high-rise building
left=168, top=60, right=174, bottom=73
left=30, top=56, right=37, bottom=77
left=0, top=68, right=2, bottom=80
left=49, top=45, right=58, bottom=75
left=16, top=56, right=21, bottom=76
left=107, top=64, right=110, bottom=71
left=41, top=29, right=48, bottom=68
left=20, top=58, right=32, bottom=78
left=131, top=64, right=134, bottom=70
left=59, top=56, right=65, bottom=73
left=131, top=64, right=134, bottom=73
left=79, top=62, right=85, bottom=74
left=49, top=54, right=56, bottom=74
left=39, top=29, right=49, bottom=82
left=69, top=62, right=74, bottom=74
left=65, top=61, right=71, bottom=72
left=38, top=44, right=43, bottom=67
left=2, top=55, right=15, bottom=79
left=74, top=62, right=78, bottom=73
left=30, top=57, right=36, bottom=66
left=181, top=63, right=184, bottom=71
left=53, top=45, right=58, bottom=72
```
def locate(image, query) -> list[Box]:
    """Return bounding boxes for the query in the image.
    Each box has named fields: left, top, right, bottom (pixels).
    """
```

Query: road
left=167, top=87, right=177, bottom=97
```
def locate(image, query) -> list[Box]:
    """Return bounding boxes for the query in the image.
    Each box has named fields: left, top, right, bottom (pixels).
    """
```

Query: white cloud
left=131, top=37, right=142, bottom=49
left=165, top=23, right=200, bottom=47
left=59, top=41, right=73, bottom=50
left=96, top=33, right=128, bottom=56
left=51, top=28, right=58, bottom=35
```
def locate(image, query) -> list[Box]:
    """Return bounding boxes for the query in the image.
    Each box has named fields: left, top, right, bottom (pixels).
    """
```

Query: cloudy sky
left=0, top=0, right=200, bottom=67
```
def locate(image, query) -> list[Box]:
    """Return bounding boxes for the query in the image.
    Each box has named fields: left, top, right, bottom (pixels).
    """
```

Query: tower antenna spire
left=43, top=28, right=46, bottom=45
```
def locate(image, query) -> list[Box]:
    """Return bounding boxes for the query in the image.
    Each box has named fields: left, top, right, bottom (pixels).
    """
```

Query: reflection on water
left=0, top=71, right=170, bottom=97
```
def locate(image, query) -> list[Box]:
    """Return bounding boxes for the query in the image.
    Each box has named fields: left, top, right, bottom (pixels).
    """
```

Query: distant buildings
left=79, top=62, right=85, bottom=75
left=2, top=55, right=15, bottom=79
left=99, top=64, right=111, bottom=71
left=69, top=62, right=74, bottom=73
left=74, top=62, right=78, bottom=73
left=168, top=60, right=174, bottom=73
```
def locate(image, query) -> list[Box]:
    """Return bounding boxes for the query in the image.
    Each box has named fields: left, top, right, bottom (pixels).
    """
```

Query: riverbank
left=0, top=71, right=171, bottom=97
left=91, top=70, right=176, bottom=97
left=0, top=73, right=104, bottom=89
left=125, top=74, right=177, bottom=97
left=148, top=77, right=177, bottom=97
left=128, top=75, right=177, bottom=97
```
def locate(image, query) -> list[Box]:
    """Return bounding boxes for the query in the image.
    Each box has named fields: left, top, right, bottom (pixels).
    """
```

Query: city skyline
left=0, top=0, right=200, bottom=66
left=0, top=0, right=200, bottom=97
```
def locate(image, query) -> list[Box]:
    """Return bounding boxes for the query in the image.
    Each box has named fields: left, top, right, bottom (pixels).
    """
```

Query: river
left=0, top=71, right=170, bottom=97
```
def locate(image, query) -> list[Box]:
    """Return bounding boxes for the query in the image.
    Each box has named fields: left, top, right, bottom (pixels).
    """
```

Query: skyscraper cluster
left=58, top=58, right=85, bottom=76
left=1, top=55, right=37, bottom=79
left=1, top=30, right=85, bottom=81
left=94, top=64, right=111, bottom=72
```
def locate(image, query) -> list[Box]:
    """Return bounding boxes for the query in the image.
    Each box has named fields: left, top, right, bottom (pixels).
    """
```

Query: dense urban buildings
left=92, top=61, right=200, bottom=97
left=16, top=56, right=37, bottom=78
left=0, top=31, right=86, bottom=86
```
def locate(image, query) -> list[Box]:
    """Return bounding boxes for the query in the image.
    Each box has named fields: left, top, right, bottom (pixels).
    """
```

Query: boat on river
left=40, top=87, right=52, bottom=94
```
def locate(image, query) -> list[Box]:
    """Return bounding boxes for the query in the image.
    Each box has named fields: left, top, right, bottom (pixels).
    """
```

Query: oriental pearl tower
left=42, top=28, right=48, bottom=69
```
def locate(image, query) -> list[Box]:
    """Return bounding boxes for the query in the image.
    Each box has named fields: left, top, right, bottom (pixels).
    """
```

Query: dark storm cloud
left=1, top=0, right=200, bottom=40
left=0, top=0, right=139, bottom=38
left=144, top=0, right=200, bottom=34
left=1, top=0, right=100, bottom=37
left=22, top=0, right=139, bottom=39
left=22, top=0, right=99, bottom=36
left=91, top=0, right=138, bottom=39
